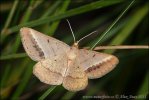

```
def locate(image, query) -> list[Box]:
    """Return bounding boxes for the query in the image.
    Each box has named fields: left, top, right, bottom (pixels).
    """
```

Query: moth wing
left=33, top=54, right=68, bottom=85
left=79, top=49, right=119, bottom=79
left=62, top=58, right=88, bottom=91
left=20, top=27, right=70, bottom=61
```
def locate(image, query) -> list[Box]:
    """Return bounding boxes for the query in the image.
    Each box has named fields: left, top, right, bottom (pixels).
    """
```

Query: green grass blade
left=41, top=0, right=62, bottom=19
left=0, top=53, right=26, bottom=60
left=1, top=0, right=19, bottom=33
left=1, top=59, right=30, bottom=98
left=38, top=86, right=57, bottom=100
left=1, top=0, right=19, bottom=43
left=44, top=0, right=70, bottom=35
left=136, top=72, right=148, bottom=100
left=91, top=0, right=135, bottom=50
left=61, top=92, right=76, bottom=100
left=87, top=17, right=127, bottom=47
left=0, top=65, right=11, bottom=88
left=104, top=3, right=149, bottom=54
left=5, top=0, right=123, bottom=35
left=11, top=63, right=33, bottom=99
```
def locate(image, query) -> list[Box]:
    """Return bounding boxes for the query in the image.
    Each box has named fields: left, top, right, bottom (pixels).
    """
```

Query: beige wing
left=78, top=49, right=119, bottom=79
left=33, top=54, right=68, bottom=85
left=20, top=27, right=70, bottom=61
left=62, top=58, right=88, bottom=91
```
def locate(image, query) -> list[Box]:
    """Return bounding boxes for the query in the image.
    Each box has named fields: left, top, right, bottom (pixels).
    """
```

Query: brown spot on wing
left=85, top=56, right=119, bottom=79
left=93, top=54, right=96, bottom=57
left=47, top=39, right=50, bottom=43
left=85, top=63, right=102, bottom=73
left=29, top=34, right=45, bottom=59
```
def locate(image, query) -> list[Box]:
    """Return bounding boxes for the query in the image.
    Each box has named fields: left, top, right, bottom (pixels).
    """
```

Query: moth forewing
left=20, top=27, right=45, bottom=61
left=20, top=27, right=70, bottom=61
left=78, top=49, right=119, bottom=79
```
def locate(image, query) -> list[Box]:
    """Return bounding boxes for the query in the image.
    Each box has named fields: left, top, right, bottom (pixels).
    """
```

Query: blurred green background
left=0, top=0, right=148, bottom=100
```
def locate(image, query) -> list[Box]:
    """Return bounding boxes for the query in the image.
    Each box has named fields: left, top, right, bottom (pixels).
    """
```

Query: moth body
left=20, top=27, right=119, bottom=91
left=68, top=45, right=78, bottom=60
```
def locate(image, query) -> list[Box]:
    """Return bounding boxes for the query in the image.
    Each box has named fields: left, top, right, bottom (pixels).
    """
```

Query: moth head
left=72, top=42, right=79, bottom=48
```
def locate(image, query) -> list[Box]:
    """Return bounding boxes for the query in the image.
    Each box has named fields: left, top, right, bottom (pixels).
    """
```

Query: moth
left=20, top=26, right=119, bottom=91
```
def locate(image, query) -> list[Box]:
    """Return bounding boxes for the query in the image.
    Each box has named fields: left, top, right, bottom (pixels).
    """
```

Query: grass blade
left=1, top=0, right=19, bottom=34
left=43, top=0, right=70, bottom=35
left=38, top=86, right=56, bottom=100
left=41, top=0, right=62, bottom=19
left=91, top=0, right=135, bottom=50
left=11, top=64, right=33, bottom=99
left=0, top=53, right=26, bottom=60
left=4, top=0, right=123, bottom=36
left=136, top=72, right=148, bottom=100
left=104, top=3, right=149, bottom=53
left=61, top=92, right=76, bottom=100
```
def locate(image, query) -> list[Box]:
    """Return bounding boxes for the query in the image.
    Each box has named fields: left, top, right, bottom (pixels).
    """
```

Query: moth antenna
left=77, top=31, right=97, bottom=44
left=66, top=19, right=76, bottom=43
